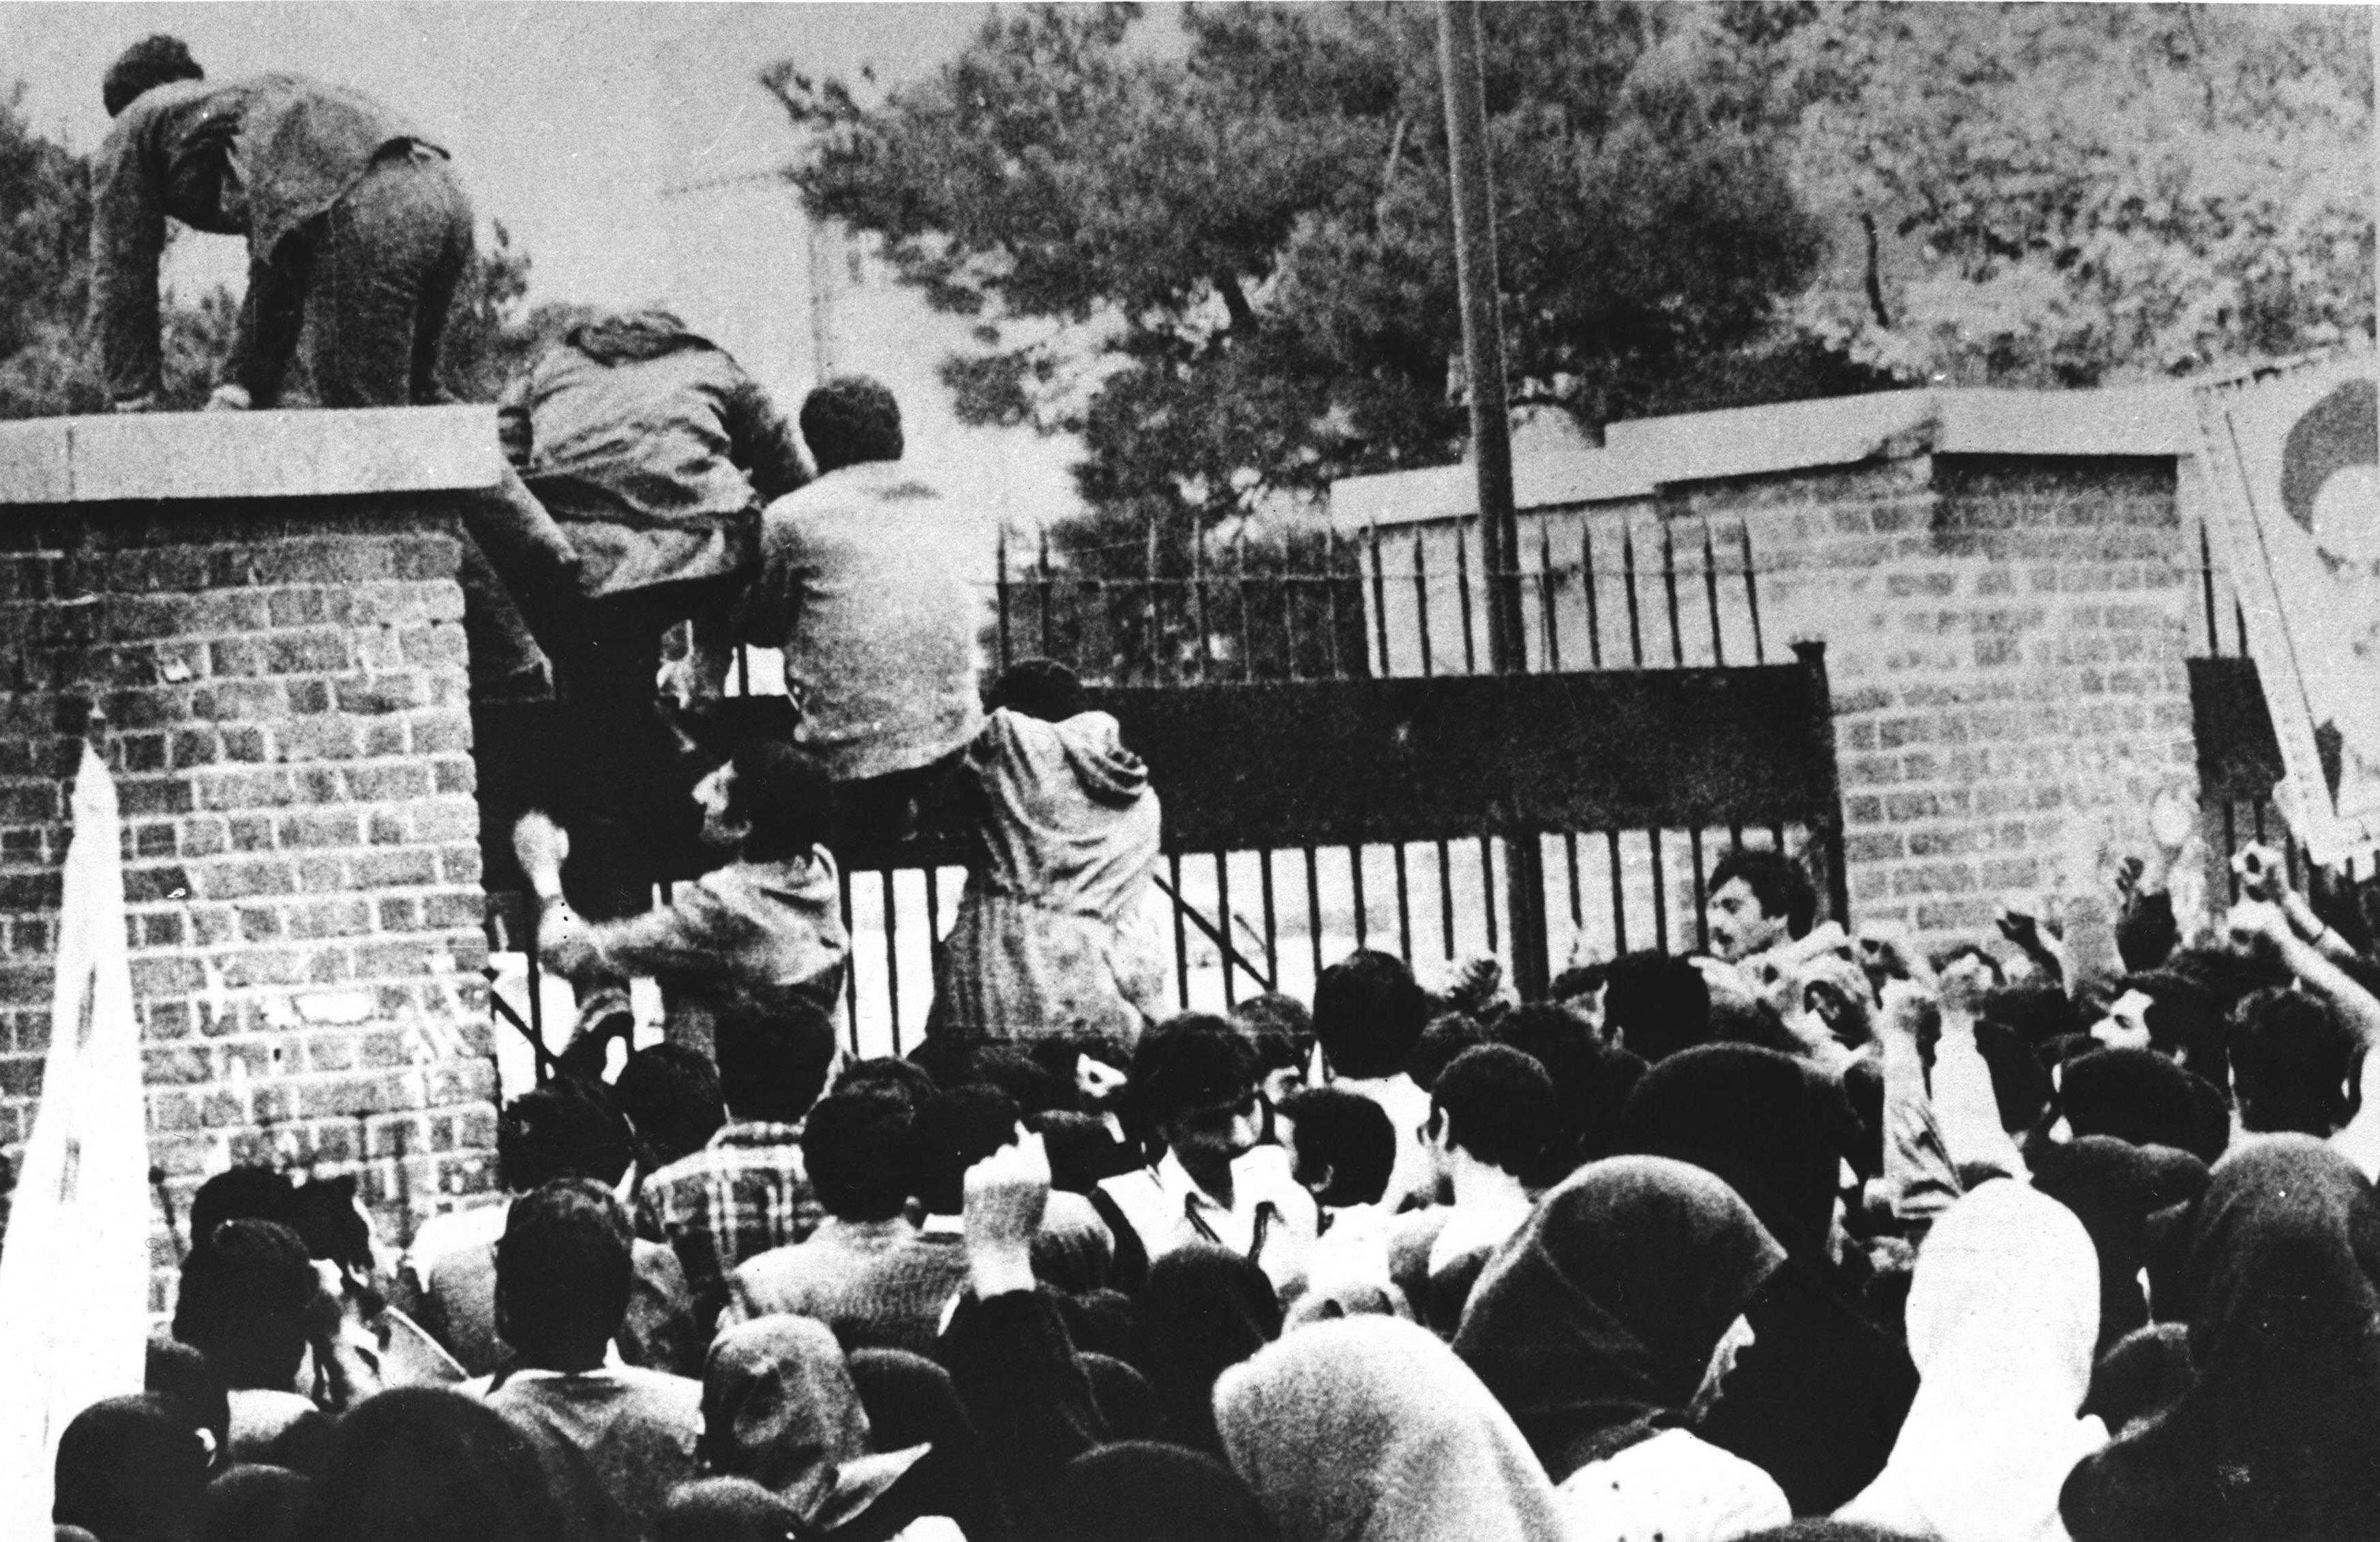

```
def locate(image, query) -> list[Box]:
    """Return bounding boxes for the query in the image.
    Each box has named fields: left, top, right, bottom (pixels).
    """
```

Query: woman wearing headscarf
left=2025, top=1137, right=2210, bottom=1354
left=2060, top=1137, right=2380, bottom=1542
left=1055, top=1442, right=1279, bottom=1542
left=1837, top=1182, right=2106, bottom=1542
left=1215, top=1316, right=1569, bottom=1542
left=1618, top=1047, right=1919, bottom=1513
left=697, top=1316, right=935, bottom=1541
left=847, top=1350, right=1012, bottom=1542
left=1453, top=1156, right=1792, bottom=1542
left=2053, top=1050, right=2229, bottom=1167
left=1136, top=1245, right=1284, bottom=1457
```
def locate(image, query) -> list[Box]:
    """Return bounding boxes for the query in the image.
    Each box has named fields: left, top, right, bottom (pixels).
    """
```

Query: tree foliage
left=770, top=1, right=1840, bottom=547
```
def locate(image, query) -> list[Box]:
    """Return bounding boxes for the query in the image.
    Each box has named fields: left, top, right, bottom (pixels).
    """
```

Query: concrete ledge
left=1334, top=384, right=2198, bottom=527
left=0, top=404, right=502, bottom=505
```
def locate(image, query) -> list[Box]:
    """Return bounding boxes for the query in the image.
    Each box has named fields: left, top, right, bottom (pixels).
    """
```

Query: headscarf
left=1452, top=1155, right=1787, bottom=1480
left=1055, top=1442, right=1279, bottom=1542
left=2028, top=1136, right=2210, bottom=1352
left=52, top=1395, right=209, bottom=1542
left=845, top=1348, right=1012, bottom=1542
left=1215, top=1316, right=1569, bottom=1542
left=2061, top=1137, right=2380, bottom=1542
left=197, top=1465, right=312, bottom=1542
left=2056, top=1050, right=2229, bottom=1166
left=699, top=1316, right=922, bottom=1528
left=1618, top=1044, right=1853, bottom=1268
left=1139, top=1245, right=1284, bottom=1455
left=1838, top=1183, right=2107, bottom=1542
left=655, top=1478, right=804, bottom=1542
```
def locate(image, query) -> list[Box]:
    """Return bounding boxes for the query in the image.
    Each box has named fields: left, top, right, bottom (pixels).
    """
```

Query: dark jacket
left=91, top=75, right=430, bottom=402
left=498, top=311, right=809, bottom=599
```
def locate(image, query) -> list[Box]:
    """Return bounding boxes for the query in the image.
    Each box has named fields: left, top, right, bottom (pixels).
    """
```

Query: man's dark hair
left=905, top=1087, right=1023, bottom=1216
left=1278, top=1087, right=1394, bottom=1207
left=987, top=658, right=1087, bottom=723
left=1409, top=1012, right=1490, bottom=1093
left=1432, top=1044, right=1558, bottom=1179
left=1601, top=950, right=1713, bottom=1064
left=172, top=1219, right=316, bottom=1390
left=1974, top=1018, right=2054, bottom=1132
left=53, top=1395, right=210, bottom=1542
left=496, top=1076, right=633, bottom=1192
left=1312, top=950, right=1430, bottom=1080
left=803, top=1091, right=917, bottom=1222
left=1231, top=993, right=1315, bottom=1074
left=103, top=35, right=202, bottom=117
left=2124, top=970, right=2228, bottom=1091
left=800, top=376, right=903, bottom=470
left=146, top=1335, right=229, bottom=1468
left=1932, top=942, right=2005, bottom=986
left=968, top=1044, right=1079, bottom=1118
left=189, top=1166, right=298, bottom=1253
left=1709, top=849, right=1818, bottom=938
left=714, top=1006, right=840, bottom=1125
left=1980, top=984, right=2085, bottom=1048
left=835, top=1054, right=937, bottom=1108
left=286, top=1173, right=373, bottom=1278
left=2231, top=986, right=2358, bottom=1135
left=726, top=740, right=833, bottom=862
left=496, top=1179, right=633, bottom=1369
left=613, top=1043, right=727, bottom=1168
left=1128, top=1014, right=1259, bottom=1137
left=1546, top=964, right=1608, bottom=1004
left=1493, top=1003, right=1644, bottom=1180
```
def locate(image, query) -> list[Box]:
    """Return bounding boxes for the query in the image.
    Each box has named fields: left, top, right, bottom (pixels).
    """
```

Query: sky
left=1, top=2, right=1089, bottom=530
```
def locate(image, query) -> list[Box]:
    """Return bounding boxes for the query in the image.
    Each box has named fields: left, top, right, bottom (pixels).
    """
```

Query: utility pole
left=1438, top=0, right=1548, bottom=996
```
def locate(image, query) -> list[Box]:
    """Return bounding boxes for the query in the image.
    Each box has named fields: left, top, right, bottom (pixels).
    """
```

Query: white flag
left=0, top=741, right=153, bottom=1528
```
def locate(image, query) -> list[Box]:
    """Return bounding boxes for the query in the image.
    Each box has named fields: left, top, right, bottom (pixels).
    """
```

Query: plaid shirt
left=636, top=1121, right=821, bottom=1329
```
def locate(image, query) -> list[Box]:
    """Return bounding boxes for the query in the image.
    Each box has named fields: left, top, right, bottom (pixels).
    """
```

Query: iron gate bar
left=1151, top=868, right=1276, bottom=999
left=1582, top=524, right=1604, bottom=669
left=1740, top=523, right=1766, bottom=665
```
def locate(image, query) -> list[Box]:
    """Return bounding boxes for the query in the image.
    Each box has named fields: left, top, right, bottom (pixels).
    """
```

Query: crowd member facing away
left=1400, top=1044, right=1557, bottom=1334
left=475, top=1179, right=704, bottom=1538
left=519, top=740, right=849, bottom=1063
left=171, top=1218, right=332, bottom=1474
left=731, top=376, right=985, bottom=843
left=927, top=658, right=1166, bottom=1048
left=636, top=1001, right=841, bottom=1333
left=1311, top=951, right=1436, bottom=1212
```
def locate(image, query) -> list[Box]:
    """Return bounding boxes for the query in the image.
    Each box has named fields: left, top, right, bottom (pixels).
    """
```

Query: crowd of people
left=56, top=30, right=2380, bottom=1542
left=52, top=826, right=2380, bottom=1542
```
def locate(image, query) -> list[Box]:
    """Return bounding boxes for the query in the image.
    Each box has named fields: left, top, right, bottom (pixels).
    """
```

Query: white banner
left=2196, top=350, right=2380, bottom=866
left=0, top=741, right=153, bottom=1529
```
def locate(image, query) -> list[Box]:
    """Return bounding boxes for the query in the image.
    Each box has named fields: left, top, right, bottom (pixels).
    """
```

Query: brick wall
left=0, top=410, right=505, bottom=1305
left=1345, top=418, right=2202, bottom=957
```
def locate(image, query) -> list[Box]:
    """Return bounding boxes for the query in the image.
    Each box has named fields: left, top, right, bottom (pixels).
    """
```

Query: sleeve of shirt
left=89, top=108, right=170, bottom=404
left=1876, top=1037, right=1962, bottom=1231
left=583, top=879, right=740, bottom=980
left=224, top=247, right=308, bottom=406
left=937, top=1290, right=1111, bottom=1531
left=722, top=369, right=811, bottom=507
left=495, top=370, right=535, bottom=470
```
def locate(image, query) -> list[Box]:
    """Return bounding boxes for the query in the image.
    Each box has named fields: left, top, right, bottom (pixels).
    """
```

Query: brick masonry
left=1355, top=441, right=2201, bottom=956
left=0, top=492, right=500, bottom=1306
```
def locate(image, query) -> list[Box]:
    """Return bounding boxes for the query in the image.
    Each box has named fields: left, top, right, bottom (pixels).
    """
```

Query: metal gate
left=474, top=517, right=1850, bottom=1059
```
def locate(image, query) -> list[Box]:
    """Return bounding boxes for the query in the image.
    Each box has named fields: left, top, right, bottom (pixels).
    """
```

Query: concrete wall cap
left=0, top=405, right=502, bottom=505
left=1331, top=382, right=2197, bottom=528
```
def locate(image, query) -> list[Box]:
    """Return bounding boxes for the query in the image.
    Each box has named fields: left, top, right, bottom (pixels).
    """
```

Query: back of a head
left=1231, top=993, right=1314, bottom=1078
left=1409, top=1012, right=1490, bottom=1093
left=190, top=1166, right=299, bottom=1254
left=1277, top=1087, right=1394, bottom=1208
left=103, top=34, right=201, bottom=117
left=614, top=1044, right=726, bottom=1168
left=497, top=1076, right=633, bottom=1192
left=987, top=657, right=1087, bottom=723
left=834, top=1054, right=937, bottom=1109
left=1312, top=951, right=1428, bottom=1081
left=147, top=1333, right=230, bottom=1465
left=1432, top=1044, right=1557, bottom=1180
left=1980, top=982, right=2083, bottom=1049
left=55, top=1394, right=209, bottom=1542
left=968, top=1044, right=1078, bottom=1118
left=1602, top=950, right=1713, bottom=1064
left=799, top=375, right=903, bottom=472
left=497, top=1179, right=634, bottom=1368
left=1056, top=1440, right=1278, bottom=1542
left=2233, top=986, right=2358, bottom=1136
left=802, top=1090, right=916, bottom=1223
left=1708, top=849, right=1819, bottom=939
left=199, top=1462, right=313, bottom=1542
left=1974, top=1018, right=2054, bottom=1132
left=1129, top=1014, right=1259, bottom=1138
left=305, top=1387, right=566, bottom=1542
left=657, top=1477, right=806, bottom=1542
left=1492, top=1002, right=1644, bottom=1175
left=173, top=1218, right=316, bottom=1391
left=713, top=1005, right=839, bottom=1125
left=907, top=1085, right=1023, bottom=1217
left=2128, top=970, right=2228, bottom=1089
left=2058, top=1047, right=2231, bottom=1166
left=725, top=740, right=832, bottom=862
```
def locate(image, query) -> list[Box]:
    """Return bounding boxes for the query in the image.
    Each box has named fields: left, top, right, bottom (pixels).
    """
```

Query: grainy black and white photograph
left=0, top=1, right=2377, bottom=1537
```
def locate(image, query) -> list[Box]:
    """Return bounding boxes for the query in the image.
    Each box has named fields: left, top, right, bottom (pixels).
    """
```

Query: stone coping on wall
left=1329, top=383, right=2197, bottom=529
left=0, top=405, right=502, bottom=505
